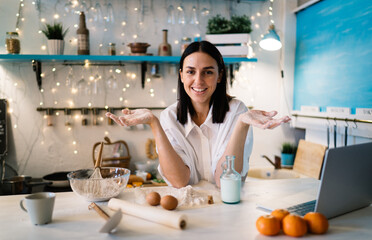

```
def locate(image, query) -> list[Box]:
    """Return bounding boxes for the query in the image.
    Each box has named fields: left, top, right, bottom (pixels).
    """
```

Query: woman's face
left=180, top=52, right=221, bottom=107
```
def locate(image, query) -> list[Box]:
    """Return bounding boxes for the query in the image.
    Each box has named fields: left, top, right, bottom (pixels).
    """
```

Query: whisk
left=90, top=142, right=104, bottom=179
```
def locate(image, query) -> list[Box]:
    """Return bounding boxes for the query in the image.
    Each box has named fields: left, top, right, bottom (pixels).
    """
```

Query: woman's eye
left=205, top=71, right=214, bottom=75
left=186, top=70, right=194, bottom=74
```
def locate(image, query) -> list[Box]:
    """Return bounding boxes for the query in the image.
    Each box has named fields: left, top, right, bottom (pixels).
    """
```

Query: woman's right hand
left=105, top=109, right=155, bottom=127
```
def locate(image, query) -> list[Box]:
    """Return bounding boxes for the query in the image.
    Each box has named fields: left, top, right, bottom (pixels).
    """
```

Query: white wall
left=0, top=0, right=298, bottom=178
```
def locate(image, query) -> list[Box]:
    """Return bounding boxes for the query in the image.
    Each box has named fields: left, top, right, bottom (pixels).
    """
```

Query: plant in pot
left=206, top=14, right=252, bottom=34
left=281, top=142, right=297, bottom=168
left=205, top=14, right=252, bottom=56
left=41, top=22, right=68, bottom=55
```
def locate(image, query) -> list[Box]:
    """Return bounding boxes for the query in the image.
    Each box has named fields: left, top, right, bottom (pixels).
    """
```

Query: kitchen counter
left=1, top=178, right=371, bottom=240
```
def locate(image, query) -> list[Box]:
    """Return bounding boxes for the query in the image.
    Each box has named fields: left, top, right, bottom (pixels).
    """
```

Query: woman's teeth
left=192, top=87, right=207, bottom=92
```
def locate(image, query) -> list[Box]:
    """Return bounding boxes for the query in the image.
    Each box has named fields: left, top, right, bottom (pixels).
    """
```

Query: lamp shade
left=259, top=25, right=282, bottom=51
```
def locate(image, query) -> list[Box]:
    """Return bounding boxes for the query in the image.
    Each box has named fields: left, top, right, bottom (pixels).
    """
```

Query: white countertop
left=1, top=178, right=371, bottom=240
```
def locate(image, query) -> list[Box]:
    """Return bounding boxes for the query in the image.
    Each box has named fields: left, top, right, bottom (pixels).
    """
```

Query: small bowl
left=67, top=167, right=130, bottom=202
left=127, top=42, right=150, bottom=53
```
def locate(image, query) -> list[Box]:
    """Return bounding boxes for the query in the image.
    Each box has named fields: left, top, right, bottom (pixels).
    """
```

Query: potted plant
left=281, top=142, right=297, bottom=167
left=205, top=14, right=252, bottom=56
left=41, top=22, right=68, bottom=55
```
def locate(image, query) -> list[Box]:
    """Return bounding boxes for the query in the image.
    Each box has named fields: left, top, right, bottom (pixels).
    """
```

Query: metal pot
left=1, top=175, right=51, bottom=195
left=42, top=171, right=70, bottom=188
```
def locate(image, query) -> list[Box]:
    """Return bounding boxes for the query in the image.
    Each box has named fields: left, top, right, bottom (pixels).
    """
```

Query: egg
left=160, top=195, right=178, bottom=210
left=146, top=191, right=161, bottom=206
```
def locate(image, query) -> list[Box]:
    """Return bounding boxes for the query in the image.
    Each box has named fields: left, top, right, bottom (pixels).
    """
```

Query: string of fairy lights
left=6, top=0, right=276, bottom=157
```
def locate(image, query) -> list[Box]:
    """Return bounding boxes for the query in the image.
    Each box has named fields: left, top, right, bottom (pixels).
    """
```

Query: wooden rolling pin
left=108, top=198, right=187, bottom=230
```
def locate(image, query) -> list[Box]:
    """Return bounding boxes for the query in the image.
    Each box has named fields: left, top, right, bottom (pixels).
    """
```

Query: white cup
left=20, top=192, right=56, bottom=225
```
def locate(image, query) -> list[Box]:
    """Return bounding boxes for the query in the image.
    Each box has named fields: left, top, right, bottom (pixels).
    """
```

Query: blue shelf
left=0, top=54, right=257, bottom=64
left=0, top=54, right=257, bottom=90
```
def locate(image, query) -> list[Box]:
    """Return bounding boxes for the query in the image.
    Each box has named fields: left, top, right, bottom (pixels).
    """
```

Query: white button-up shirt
left=158, top=99, right=253, bottom=186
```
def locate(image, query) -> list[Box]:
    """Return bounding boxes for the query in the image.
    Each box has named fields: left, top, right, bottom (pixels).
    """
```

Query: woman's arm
left=214, top=110, right=291, bottom=187
left=214, top=114, right=249, bottom=187
left=106, top=109, right=190, bottom=188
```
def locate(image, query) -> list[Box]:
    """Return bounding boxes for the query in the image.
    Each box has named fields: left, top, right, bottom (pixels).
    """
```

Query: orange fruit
left=282, top=214, right=308, bottom=237
left=304, top=212, right=329, bottom=234
left=271, top=209, right=290, bottom=228
left=256, top=215, right=281, bottom=236
left=132, top=181, right=143, bottom=187
left=146, top=173, right=152, bottom=180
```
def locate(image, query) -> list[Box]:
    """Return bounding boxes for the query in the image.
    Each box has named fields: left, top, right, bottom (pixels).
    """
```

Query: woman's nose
left=194, top=72, right=204, bottom=84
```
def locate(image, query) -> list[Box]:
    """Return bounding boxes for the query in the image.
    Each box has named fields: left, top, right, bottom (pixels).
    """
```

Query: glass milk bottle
left=220, top=155, right=241, bottom=204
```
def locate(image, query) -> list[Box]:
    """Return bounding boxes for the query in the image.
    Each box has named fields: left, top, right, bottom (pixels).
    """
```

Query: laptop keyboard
left=286, top=200, right=316, bottom=216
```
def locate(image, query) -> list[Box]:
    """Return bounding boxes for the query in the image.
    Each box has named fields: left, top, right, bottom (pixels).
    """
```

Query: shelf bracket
left=32, top=60, right=42, bottom=90
left=141, top=61, right=147, bottom=89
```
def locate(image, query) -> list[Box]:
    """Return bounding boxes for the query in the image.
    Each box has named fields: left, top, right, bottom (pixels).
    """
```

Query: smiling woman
left=106, top=41, right=291, bottom=188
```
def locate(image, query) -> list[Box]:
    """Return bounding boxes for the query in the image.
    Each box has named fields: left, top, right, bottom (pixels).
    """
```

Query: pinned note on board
left=326, top=107, right=351, bottom=115
left=300, top=106, right=320, bottom=113
left=356, top=108, right=372, bottom=116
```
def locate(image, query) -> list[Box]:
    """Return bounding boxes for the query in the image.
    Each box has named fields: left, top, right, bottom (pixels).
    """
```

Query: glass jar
left=181, top=37, right=191, bottom=54
left=108, top=43, right=116, bottom=55
left=220, top=155, right=241, bottom=204
left=6, top=32, right=20, bottom=54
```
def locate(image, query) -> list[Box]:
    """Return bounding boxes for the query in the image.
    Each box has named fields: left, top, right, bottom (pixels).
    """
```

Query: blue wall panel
left=294, top=0, right=372, bottom=113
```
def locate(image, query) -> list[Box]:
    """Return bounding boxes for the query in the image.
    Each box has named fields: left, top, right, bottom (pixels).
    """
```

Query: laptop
left=257, top=142, right=372, bottom=219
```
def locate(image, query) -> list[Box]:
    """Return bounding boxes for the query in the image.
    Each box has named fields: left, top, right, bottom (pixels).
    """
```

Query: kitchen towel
left=108, top=198, right=187, bottom=230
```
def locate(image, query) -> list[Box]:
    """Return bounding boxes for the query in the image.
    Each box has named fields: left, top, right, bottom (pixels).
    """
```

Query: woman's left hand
left=105, top=109, right=154, bottom=127
left=239, top=110, right=291, bottom=129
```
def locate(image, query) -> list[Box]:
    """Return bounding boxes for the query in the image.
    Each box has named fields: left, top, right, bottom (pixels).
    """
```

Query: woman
left=106, top=41, right=290, bottom=188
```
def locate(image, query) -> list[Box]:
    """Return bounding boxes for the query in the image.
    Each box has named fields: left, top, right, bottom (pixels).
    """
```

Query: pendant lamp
left=259, top=24, right=282, bottom=51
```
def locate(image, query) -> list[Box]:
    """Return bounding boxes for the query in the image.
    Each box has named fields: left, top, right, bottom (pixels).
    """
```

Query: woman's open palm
left=106, top=109, right=153, bottom=126
left=240, top=110, right=291, bottom=129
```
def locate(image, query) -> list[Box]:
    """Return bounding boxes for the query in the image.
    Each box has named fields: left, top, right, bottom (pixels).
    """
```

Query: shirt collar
left=184, top=105, right=214, bottom=137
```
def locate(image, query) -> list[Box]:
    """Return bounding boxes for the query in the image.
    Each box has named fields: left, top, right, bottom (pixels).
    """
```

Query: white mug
left=20, top=192, right=56, bottom=225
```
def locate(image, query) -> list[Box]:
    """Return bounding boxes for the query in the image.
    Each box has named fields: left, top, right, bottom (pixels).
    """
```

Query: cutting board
left=293, top=140, right=328, bottom=179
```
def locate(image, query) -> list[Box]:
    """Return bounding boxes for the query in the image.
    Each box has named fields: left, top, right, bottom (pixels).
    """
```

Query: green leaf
left=206, top=14, right=252, bottom=34
left=41, top=22, right=69, bottom=40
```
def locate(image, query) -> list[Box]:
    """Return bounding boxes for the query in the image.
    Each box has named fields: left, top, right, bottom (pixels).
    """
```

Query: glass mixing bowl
left=67, top=167, right=130, bottom=202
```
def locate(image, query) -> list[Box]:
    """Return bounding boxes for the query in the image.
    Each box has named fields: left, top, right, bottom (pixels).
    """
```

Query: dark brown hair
left=177, top=40, right=232, bottom=124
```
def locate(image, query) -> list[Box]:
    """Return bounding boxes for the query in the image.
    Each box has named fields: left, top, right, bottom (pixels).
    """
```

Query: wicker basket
left=92, top=137, right=131, bottom=168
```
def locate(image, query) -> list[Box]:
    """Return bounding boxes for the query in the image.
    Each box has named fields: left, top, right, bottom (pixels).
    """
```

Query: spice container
left=81, top=108, right=89, bottom=126
left=6, top=32, right=20, bottom=54
left=108, top=43, right=116, bottom=55
left=181, top=37, right=191, bottom=54
left=46, top=108, right=54, bottom=126
left=64, top=109, right=72, bottom=126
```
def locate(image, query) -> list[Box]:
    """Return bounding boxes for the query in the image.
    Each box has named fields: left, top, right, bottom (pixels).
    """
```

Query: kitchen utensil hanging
left=333, top=119, right=337, bottom=148
left=344, top=120, right=349, bottom=146
left=326, top=119, right=330, bottom=148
